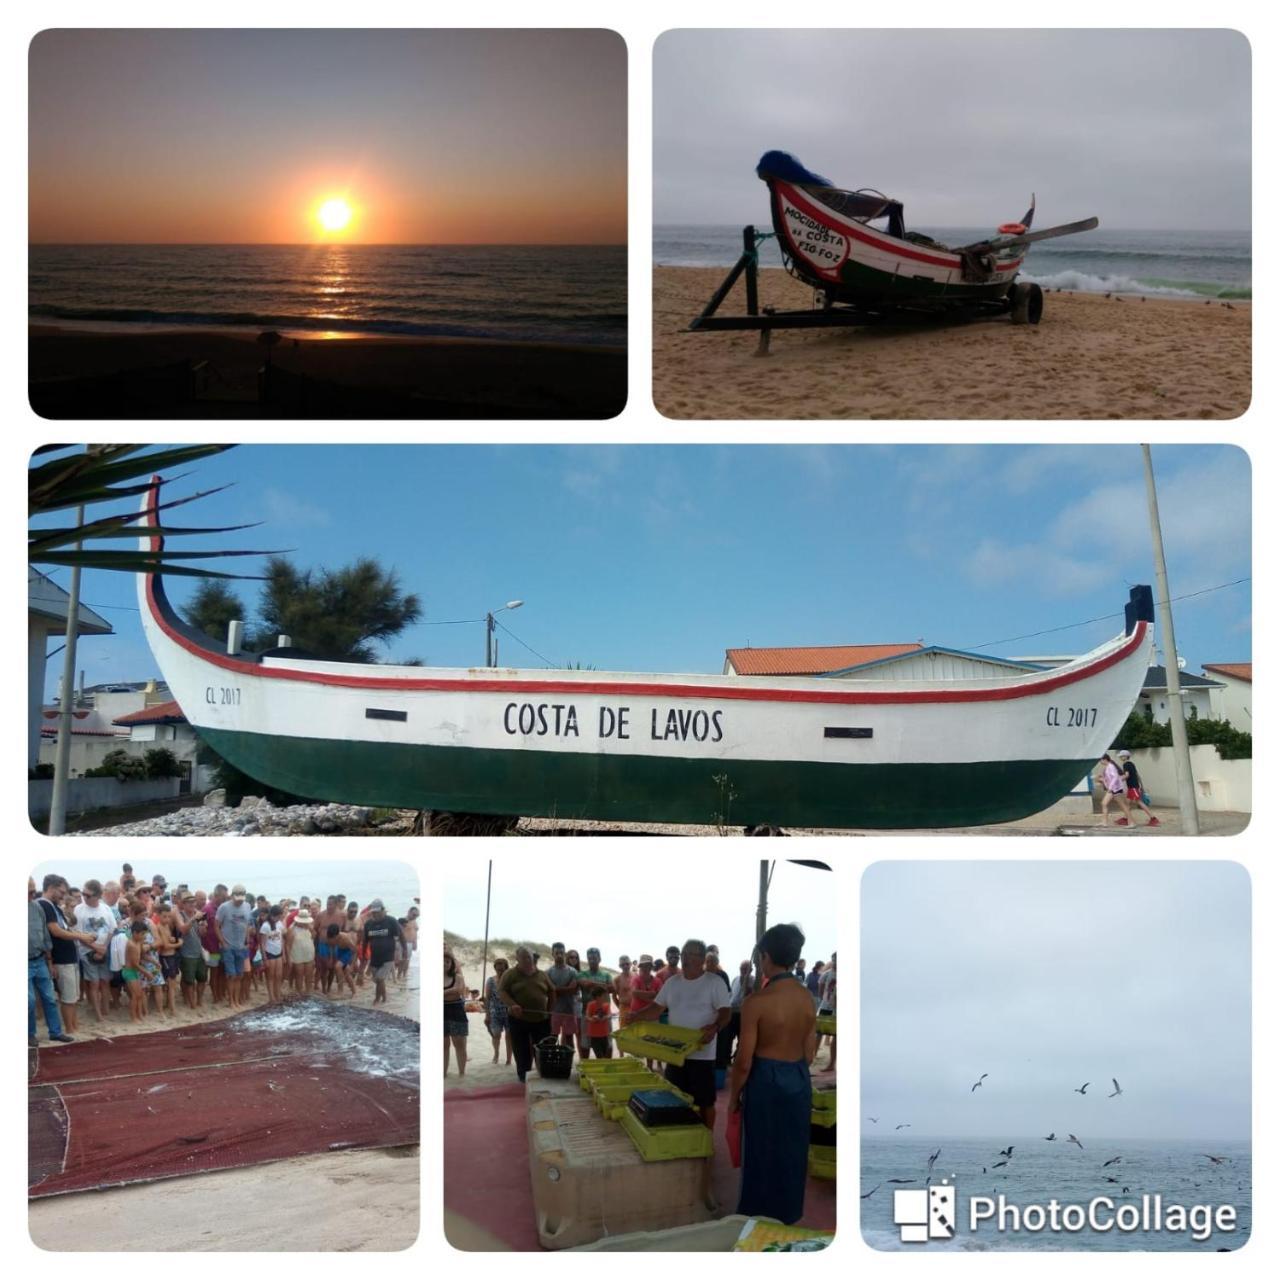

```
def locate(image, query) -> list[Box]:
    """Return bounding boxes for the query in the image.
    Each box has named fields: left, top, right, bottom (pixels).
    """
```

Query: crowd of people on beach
left=29, top=864, right=420, bottom=1045
left=444, top=941, right=835, bottom=1082
left=443, top=928, right=835, bottom=1225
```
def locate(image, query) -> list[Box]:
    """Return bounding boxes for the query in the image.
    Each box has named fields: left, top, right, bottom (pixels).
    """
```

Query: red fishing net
left=28, top=1000, right=419, bottom=1198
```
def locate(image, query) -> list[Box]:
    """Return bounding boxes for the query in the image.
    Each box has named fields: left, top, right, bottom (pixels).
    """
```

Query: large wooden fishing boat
left=691, top=151, right=1099, bottom=346
left=138, top=479, right=1153, bottom=829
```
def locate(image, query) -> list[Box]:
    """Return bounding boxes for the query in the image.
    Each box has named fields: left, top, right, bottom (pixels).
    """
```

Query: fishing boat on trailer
left=138, top=478, right=1153, bottom=830
left=691, top=151, right=1099, bottom=347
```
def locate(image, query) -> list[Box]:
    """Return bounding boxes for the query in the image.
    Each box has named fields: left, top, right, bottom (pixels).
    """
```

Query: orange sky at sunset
left=29, top=30, right=626, bottom=245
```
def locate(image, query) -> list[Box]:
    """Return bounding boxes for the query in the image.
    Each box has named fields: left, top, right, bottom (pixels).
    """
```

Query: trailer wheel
left=1010, top=282, right=1044, bottom=325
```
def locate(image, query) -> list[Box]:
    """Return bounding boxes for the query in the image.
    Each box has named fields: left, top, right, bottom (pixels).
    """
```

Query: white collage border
left=2, top=4, right=1273, bottom=1273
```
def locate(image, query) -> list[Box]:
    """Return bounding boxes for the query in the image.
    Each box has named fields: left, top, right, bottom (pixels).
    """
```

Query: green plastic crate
left=619, top=1105, right=713, bottom=1161
left=807, top=1143, right=836, bottom=1180
left=612, top=1022, right=704, bottom=1065
left=595, top=1078, right=693, bottom=1121
left=815, top=1014, right=836, bottom=1036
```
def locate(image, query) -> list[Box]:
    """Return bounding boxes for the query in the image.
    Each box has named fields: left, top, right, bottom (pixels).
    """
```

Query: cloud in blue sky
left=33, top=444, right=1250, bottom=696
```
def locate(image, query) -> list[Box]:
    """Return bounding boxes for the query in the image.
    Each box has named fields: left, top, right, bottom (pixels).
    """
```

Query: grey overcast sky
left=444, top=857, right=836, bottom=974
left=862, top=862, right=1250, bottom=1141
left=654, top=30, right=1250, bottom=229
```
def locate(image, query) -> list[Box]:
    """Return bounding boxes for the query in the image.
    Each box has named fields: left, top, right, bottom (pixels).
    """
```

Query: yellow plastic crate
left=811, top=1088, right=836, bottom=1127
left=807, top=1143, right=836, bottom=1180
left=612, top=1022, right=704, bottom=1065
left=595, top=1078, right=693, bottom=1122
left=588, top=1071, right=662, bottom=1106
left=815, top=1014, right=836, bottom=1036
left=619, top=1105, right=713, bottom=1161
left=578, top=1059, right=646, bottom=1091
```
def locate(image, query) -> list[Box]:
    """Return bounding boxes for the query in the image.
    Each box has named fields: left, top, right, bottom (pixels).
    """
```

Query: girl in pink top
left=1098, top=754, right=1133, bottom=826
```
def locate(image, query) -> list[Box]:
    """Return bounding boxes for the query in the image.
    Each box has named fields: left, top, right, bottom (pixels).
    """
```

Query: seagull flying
left=1043, top=1132, right=1056, bottom=1141
left=926, top=1149, right=941, bottom=1176
left=1068, top=1134, right=1085, bottom=1149
left=1102, top=1157, right=1122, bottom=1168
left=1074, top=1082, right=1090, bottom=1095
left=1106, top=1177, right=1120, bottom=1183
left=998, top=1146, right=1014, bottom=1159
left=862, top=1184, right=881, bottom=1200
left=992, top=1160, right=1009, bottom=1169
left=887, top=1179, right=916, bottom=1184
left=895, top=1123, right=912, bottom=1130
left=868, top=1117, right=879, bottom=1124
left=1199, top=1154, right=1229, bottom=1165
left=1108, top=1078, right=1123, bottom=1098
left=971, top=1073, right=988, bottom=1092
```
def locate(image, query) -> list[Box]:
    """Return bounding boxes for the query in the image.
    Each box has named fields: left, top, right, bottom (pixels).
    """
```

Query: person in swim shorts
left=123, top=921, right=148, bottom=1022
left=326, top=924, right=357, bottom=997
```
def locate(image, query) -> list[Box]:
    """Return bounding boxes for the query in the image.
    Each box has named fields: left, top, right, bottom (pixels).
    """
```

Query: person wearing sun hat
left=286, top=905, right=317, bottom=994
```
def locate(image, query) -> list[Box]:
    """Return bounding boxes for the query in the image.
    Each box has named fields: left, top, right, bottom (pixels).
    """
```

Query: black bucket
left=536, top=1036, right=575, bottom=1080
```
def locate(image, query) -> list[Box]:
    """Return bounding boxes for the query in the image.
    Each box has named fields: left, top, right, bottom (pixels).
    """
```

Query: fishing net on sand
left=28, top=999, right=419, bottom=1198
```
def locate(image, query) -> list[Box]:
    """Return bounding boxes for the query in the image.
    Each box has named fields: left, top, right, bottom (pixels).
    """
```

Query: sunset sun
left=316, top=197, right=352, bottom=233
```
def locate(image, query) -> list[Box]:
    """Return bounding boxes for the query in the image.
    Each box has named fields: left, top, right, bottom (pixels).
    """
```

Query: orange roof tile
left=112, top=699, right=187, bottom=726
left=725, top=642, right=922, bottom=676
left=1202, top=662, right=1251, bottom=683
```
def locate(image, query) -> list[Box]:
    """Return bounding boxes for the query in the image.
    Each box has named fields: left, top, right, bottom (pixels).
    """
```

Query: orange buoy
left=998, top=222, right=1027, bottom=235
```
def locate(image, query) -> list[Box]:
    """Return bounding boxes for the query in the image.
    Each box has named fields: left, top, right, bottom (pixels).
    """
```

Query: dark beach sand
left=654, top=267, right=1251, bottom=420
left=29, top=325, right=627, bottom=420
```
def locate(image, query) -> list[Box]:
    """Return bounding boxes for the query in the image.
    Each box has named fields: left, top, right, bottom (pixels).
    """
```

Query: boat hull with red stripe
left=137, top=484, right=1154, bottom=829
left=768, top=178, right=1022, bottom=306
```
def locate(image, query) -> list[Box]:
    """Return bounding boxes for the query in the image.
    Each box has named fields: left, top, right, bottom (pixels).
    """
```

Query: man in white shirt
left=72, top=879, right=115, bottom=1023
left=631, top=938, right=731, bottom=1126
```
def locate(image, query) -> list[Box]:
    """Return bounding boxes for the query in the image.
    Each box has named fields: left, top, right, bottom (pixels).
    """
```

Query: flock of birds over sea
left=861, top=1074, right=1239, bottom=1202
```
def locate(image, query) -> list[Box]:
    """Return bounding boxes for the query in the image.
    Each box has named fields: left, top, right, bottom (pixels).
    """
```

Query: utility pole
left=1141, top=445, right=1200, bottom=835
left=48, top=504, right=86, bottom=835
left=480, top=859, right=492, bottom=1004
left=485, top=612, right=495, bottom=668
left=754, top=860, right=770, bottom=993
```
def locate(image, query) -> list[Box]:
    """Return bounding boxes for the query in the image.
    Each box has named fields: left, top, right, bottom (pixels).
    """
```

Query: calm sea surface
left=861, top=1136, right=1251, bottom=1251
left=656, top=225, right=1251, bottom=300
left=29, top=243, right=627, bottom=346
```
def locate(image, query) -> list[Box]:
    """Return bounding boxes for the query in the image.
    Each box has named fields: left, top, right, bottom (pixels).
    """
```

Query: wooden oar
left=960, top=216, right=1099, bottom=254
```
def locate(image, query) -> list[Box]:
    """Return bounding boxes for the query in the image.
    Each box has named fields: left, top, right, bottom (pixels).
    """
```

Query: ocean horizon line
left=30, top=240, right=627, bottom=249
left=654, top=221, right=1250, bottom=236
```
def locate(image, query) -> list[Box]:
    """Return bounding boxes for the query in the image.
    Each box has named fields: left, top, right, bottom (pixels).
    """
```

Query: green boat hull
left=200, top=727, right=1092, bottom=830
left=836, top=257, right=1014, bottom=306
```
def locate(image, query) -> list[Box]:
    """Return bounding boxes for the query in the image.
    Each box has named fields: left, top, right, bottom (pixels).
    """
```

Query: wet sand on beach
left=654, top=267, right=1250, bottom=420
left=29, top=324, right=627, bottom=419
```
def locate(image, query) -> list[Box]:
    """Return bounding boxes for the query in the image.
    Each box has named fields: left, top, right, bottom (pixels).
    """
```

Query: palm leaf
left=29, top=444, right=232, bottom=513
left=29, top=485, right=246, bottom=552
left=33, top=557, right=266, bottom=581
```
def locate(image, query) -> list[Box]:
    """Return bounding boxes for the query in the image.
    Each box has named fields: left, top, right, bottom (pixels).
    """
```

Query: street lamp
left=486, top=600, right=523, bottom=667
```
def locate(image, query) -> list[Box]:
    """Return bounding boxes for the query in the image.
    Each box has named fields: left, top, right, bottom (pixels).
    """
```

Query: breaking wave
left=1021, top=269, right=1251, bottom=300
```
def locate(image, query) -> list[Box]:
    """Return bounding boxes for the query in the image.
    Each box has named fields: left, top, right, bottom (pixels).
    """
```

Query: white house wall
left=1138, top=687, right=1216, bottom=724
left=1207, top=675, right=1252, bottom=731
